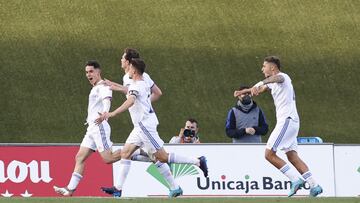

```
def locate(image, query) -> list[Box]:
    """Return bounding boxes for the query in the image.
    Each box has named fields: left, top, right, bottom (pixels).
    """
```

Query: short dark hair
left=129, top=58, right=146, bottom=75
left=264, top=56, right=281, bottom=69
left=86, top=60, right=101, bottom=69
left=187, top=118, right=198, bottom=127
left=124, top=48, right=140, bottom=61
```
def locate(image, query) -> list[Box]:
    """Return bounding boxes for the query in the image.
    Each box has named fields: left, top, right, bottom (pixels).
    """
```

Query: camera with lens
left=183, top=129, right=196, bottom=137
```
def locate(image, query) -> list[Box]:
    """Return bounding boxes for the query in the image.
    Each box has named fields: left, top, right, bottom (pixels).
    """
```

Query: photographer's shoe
left=168, top=187, right=183, bottom=198
left=288, top=178, right=305, bottom=197
left=101, top=186, right=122, bottom=197
left=198, top=156, right=208, bottom=177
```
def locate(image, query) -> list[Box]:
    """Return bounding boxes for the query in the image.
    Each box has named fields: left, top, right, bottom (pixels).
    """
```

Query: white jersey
left=266, top=72, right=299, bottom=122
left=127, top=80, right=158, bottom=126
left=86, top=80, right=112, bottom=124
left=123, top=72, right=154, bottom=89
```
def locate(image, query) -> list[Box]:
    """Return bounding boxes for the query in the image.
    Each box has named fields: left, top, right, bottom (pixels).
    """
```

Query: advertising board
left=112, top=144, right=335, bottom=197
left=0, top=146, right=112, bottom=197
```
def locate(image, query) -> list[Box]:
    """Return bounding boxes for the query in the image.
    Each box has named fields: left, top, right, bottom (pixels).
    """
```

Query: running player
left=103, top=48, right=161, bottom=162
left=234, top=56, right=323, bottom=197
left=96, top=58, right=208, bottom=198
left=54, top=60, right=119, bottom=196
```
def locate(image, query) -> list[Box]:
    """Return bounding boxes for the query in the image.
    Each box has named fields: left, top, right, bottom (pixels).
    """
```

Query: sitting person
left=169, top=118, right=200, bottom=144
left=225, top=85, right=268, bottom=143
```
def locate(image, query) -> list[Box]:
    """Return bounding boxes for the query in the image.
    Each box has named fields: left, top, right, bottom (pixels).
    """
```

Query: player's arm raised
left=104, top=79, right=128, bottom=94
left=251, top=82, right=268, bottom=96
left=233, top=88, right=251, bottom=97
left=251, top=75, right=284, bottom=96
left=111, top=84, right=128, bottom=94
left=252, top=85, right=268, bottom=96
left=263, top=75, right=285, bottom=84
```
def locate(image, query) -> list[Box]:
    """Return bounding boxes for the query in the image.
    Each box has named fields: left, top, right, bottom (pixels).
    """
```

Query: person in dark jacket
left=225, top=85, right=268, bottom=143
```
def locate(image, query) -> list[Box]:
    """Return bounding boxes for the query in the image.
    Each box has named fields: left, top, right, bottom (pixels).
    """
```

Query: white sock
left=168, top=153, right=199, bottom=166
left=302, top=171, right=318, bottom=188
left=279, top=164, right=299, bottom=182
left=155, top=161, right=179, bottom=190
left=67, top=172, right=83, bottom=190
left=131, top=154, right=151, bottom=162
left=115, top=159, right=131, bottom=190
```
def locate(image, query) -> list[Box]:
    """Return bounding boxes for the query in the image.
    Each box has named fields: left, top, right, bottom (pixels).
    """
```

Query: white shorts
left=125, top=121, right=164, bottom=160
left=80, top=122, right=113, bottom=153
left=266, top=117, right=299, bottom=153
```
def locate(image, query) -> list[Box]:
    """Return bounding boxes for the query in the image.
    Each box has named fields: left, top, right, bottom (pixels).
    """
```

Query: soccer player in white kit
left=104, top=48, right=162, bottom=103
left=234, top=56, right=323, bottom=197
left=96, top=58, right=208, bottom=198
left=103, top=48, right=162, bottom=162
left=54, top=60, right=121, bottom=196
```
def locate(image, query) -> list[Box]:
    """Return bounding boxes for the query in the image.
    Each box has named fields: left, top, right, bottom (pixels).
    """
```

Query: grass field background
left=1, top=0, right=359, bottom=143
left=0, top=197, right=359, bottom=203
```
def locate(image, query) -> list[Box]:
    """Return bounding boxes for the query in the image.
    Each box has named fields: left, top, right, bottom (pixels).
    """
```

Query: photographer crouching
left=169, top=118, right=200, bottom=144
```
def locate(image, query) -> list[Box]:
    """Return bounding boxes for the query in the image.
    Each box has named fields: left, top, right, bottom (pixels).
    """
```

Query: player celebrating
left=104, top=47, right=162, bottom=102
left=234, top=56, right=323, bottom=197
left=96, top=58, right=208, bottom=198
left=104, top=48, right=162, bottom=161
left=103, top=48, right=162, bottom=162
left=54, top=60, right=120, bottom=196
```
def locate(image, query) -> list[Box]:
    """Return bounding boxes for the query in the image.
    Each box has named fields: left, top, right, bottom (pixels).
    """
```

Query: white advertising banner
left=334, top=145, right=360, bottom=197
left=112, top=144, right=335, bottom=197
